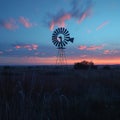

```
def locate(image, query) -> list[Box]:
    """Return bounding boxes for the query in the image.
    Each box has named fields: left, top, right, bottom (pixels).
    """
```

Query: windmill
left=52, top=27, right=74, bottom=65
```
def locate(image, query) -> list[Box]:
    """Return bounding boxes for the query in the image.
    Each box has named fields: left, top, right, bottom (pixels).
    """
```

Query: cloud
left=0, top=44, right=56, bottom=58
left=0, top=17, right=37, bottom=30
left=14, top=44, right=39, bottom=50
left=71, top=0, right=92, bottom=23
left=87, top=45, right=103, bottom=50
left=78, top=45, right=87, bottom=50
left=50, top=13, right=71, bottom=31
left=0, top=43, right=40, bottom=57
left=0, top=51, right=3, bottom=54
left=103, top=50, right=110, bottom=55
left=78, top=45, right=104, bottom=51
left=103, top=49, right=119, bottom=55
left=47, top=0, right=93, bottom=30
left=96, top=21, right=109, bottom=31
left=6, top=49, right=13, bottom=52
left=77, top=9, right=91, bottom=23
left=19, top=17, right=33, bottom=28
left=0, top=18, right=18, bottom=30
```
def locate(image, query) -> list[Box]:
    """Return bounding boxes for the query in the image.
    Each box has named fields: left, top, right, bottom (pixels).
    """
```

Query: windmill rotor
left=52, top=27, right=74, bottom=49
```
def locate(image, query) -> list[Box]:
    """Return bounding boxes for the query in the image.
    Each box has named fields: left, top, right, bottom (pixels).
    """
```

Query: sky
left=0, top=0, right=120, bottom=65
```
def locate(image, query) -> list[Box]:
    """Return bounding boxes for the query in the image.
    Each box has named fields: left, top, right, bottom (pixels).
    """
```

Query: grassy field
left=0, top=65, right=120, bottom=120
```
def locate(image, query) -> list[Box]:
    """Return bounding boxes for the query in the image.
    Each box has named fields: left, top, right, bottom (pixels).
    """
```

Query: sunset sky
left=0, top=0, right=120, bottom=65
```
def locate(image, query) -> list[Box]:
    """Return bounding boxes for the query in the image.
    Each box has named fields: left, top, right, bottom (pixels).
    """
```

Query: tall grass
left=0, top=66, right=120, bottom=120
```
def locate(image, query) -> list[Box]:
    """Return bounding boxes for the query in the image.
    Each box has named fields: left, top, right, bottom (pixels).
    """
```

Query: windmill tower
left=52, top=27, right=74, bottom=65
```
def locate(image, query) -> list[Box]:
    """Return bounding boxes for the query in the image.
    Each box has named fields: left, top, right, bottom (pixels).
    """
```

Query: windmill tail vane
left=68, top=38, right=74, bottom=43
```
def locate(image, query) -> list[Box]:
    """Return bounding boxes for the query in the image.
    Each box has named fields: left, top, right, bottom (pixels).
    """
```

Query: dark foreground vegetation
left=0, top=65, right=120, bottom=120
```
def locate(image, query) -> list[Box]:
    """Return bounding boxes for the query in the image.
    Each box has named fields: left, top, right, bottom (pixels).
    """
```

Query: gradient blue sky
left=0, top=0, right=120, bottom=65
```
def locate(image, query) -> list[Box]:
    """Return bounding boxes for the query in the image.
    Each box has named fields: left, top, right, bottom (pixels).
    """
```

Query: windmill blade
left=65, top=36, right=70, bottom=39
left=54, top=41, right=58, bottom=46
left=58, top=28, right=61, bottom=33
left=65, top=39, right=70, bottom=42
left=61, top=27, right=65, bottom=33
left=56, top=42, right=60, bottom=47
left=65, top=33, right=70, bottom=36
left=58, top=42, right=60, bottom=47
left=52, top=38, right=57, bottom=41
left=60, top=42, right=63, bottom=47
left=64, top=40, right=68, bottom=44
left=52, top=33, right=57, bottom=37
left=53, top=39, right=59, bottom=44
left=54, top=30, right=57, bottom=35
left=60, top=43, right=63, bottom=48
left=53, top=40, right=57, bottom=44
left=60, top=27, right=63, bottom=33
left=62, top=42, right=66, bottom=46
left=64, top=29, right=69, bottom=34
left=63, top=29, right=67, bottom=34
left=56, top=29, right=60, bottom=34
left=57, top=41, right=63, bottom=48
left=52, top=36, right=57, bottom=39
left=61, top=28, right=64, bottom=33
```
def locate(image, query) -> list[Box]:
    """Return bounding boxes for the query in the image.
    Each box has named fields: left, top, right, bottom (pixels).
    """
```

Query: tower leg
left=56, top=48, right=67, bottom=65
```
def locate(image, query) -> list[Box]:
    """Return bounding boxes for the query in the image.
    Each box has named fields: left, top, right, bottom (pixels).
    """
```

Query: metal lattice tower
left=56, top=48, right=67, bottom=65
left=52, top=27, right=74, bottom=65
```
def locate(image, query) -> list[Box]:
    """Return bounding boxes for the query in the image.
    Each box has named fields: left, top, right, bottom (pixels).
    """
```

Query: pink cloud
left=78, top=45, right=104, bottom=51
left=19, top=17, right=32, bottom=28
left=87, top=45, right=103, bottom=50
left=78, top=8, right=92, bottom=23
left=103, top=50, right=110, bottom=55
left=24, top=44, right=38, bottom=50
left=15, top=44, right=38, bottom=50
left=50, top=13, right=71, bottom=31
left=78, top=45, right=87, bottom=50
left=103, top=50, right=119, bottom=55
left=48, top=0, right=93, bottom=30
left=96, top=21, right=109, bottom=31
left=0, top=17, right=37, bottom=30
left=0, top=18, right=18, bottom=30
left=32, top=44, right=38, bottom=50
left=49, top=9, right=91, bottom=30
left=50, top=21, right=55, bottom=31
left=15, top=45, right=21, bottom=49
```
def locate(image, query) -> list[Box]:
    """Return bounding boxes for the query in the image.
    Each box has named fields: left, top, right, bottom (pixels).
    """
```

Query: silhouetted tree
left=74, top=60, right=97, bottom=70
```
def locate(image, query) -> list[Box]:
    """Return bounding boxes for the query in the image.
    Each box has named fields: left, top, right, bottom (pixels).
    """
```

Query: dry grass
left=0, top=66, right=120, bottom=120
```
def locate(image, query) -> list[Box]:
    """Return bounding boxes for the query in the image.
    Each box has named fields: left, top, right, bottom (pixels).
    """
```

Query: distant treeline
left=74, top=60, right=112, bottom=70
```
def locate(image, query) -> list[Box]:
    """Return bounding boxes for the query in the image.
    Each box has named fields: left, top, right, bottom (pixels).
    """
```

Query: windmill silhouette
left=52, top=27, right=74, bottom=65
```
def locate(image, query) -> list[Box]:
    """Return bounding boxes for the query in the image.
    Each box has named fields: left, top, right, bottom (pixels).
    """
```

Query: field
left=0, top=65, right=120, bottom=120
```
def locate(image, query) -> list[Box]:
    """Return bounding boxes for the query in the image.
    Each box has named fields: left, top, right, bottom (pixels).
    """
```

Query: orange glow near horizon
left=0, top=56, right=120, bottom=65
left=35, top=57, right=120, bottom=65
left=67, top=57, right=120, bottom=65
